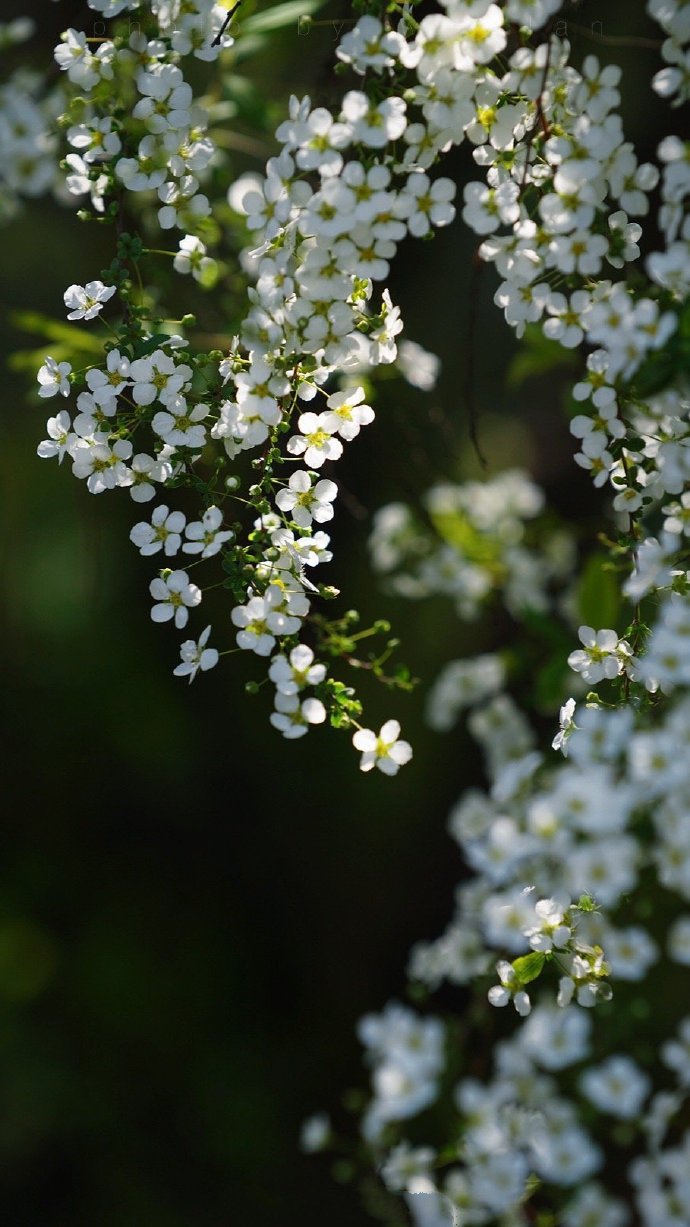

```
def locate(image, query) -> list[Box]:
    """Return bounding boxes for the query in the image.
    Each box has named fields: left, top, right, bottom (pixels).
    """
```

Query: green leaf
left=242, top=0, right=327, bottom=34
left=631, top=337, right=681, bottom=398
left=534, top=653, right=570, bottom=711
left=576, top=551, right=621, bottom=629
left=197, top=260, right=220, bottom=290
left=10, top=310, right=103, bottom=354
left=512, top=952, right=545, bottom=984
left=133, top=333, right=174, bottom=358
left=505, top=324, right=578, bottom=388
left=430, top=509, right=503, bottom=567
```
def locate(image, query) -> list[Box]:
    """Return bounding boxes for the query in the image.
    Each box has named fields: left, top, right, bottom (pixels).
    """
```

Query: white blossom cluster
left=651, top=0, right=690, bottom=105
left=53, top=4, right=228, bottom=246
left=0, top=20, right=64, bottom=223
left=36, top=0, right=480, bottom=767
left=10, top=0, right=690, bottom=1218
left=355, top=493, right=690, bottom=1221
left=299, top=1, right=690, bottom=1220
left=370, top=469, right=572, bottom=621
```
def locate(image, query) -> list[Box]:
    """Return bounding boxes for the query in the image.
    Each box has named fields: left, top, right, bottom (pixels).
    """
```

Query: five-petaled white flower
left=130, top=505, right=186, bottom=557
left=182, top=506, right=234, bottom=557
left=269, top=644, right=326, bottom=696
left=568, top=626, right=633, bottom=684
left=37, top=357, right=72, bottom=399
left=275, top=471, right=338, bottom=528
left=37, top=411, right=76, bottom=462
left=287, top=412, right=344, bottom=468
left=149, top=569, right=201, bottom=629
left=231, top=585, right=301, bottom=656
left=129, top=350, right=192, bottom=407
left=352, top=719, right=412, bottom=775
left=322, top=387, right=375, bottom=441
left=64, top=280, right=116, bottom=321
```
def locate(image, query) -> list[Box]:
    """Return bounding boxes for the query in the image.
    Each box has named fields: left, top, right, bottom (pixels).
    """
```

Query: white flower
left=270, top=693, right=327, bottom=739
left=287, top=412, right=344, bottom=468
left=67, top=116, right=121, bottom=164
left=149, top=569, right=201, bottom=629
left=623, top=534, right=676, bottom=601
left=64, top=280, right=116, bottom=321
left=487, top=960, right=531, bottom=1016
left=663, top=492, right=690, bottom=535
left=525, top=897, right=572, bottom=953
left=504, top=0, right=561, bottom=29
left=116, top=135, right=167, bottom=192
left=152, top=397, right=209, bottom=450
left=173, top=625, right=219, bottom=683
left=520, top=1006, right=591, bottom=1071
left=341, top=91, right=407, bottom=148
left=322, top=386, right=374, bottom=441
left=294, top=105, right=351, bottom=176
left=182, top=506, right=233, bottom=557
left=71, top=437, right=132, bottom=494
left=397, top=173, right=456, bottom=238
left=54, top=29, right=105, bottom=90
left=396, top=341, right=440, bottom=391
left=269, top=644, right=326, bottom=696
left=352, top=720, right=412, bottom=775
left=133, top=65, right=193, bottom=134
left=129, top=350, right=192, bottom=407
left=608, top=209, right=642, bottom=268
left=299, top=1113, right=331, bottom=1153
left=567, top=626, right=632, bottom=684
left=457, top=4, right=506, bottom=64
left=543, top=290, right=591, bottom=349
left=668, top=916, right=690, bottom=966
left=128, top=452, right=174, bottom=503
left=37, top=411, right=76, bottom=462
left=662, top=1017, right=690, bottom=1087
left=173, top=235, right=216, bottom=283
left=552, top=697, right=576, bottom=755
left=130, top=506, right=186, bottom=557
left=85, top=349, right=131, bottom=402
left=336, top=16, right=404, bottom=74
left=231, top=585, right=301, bottom=656
left=37, top=357, right=71, bottom=399
left=275, top=471, right=338, bottom=529
left=580, top=1056, right=650, bottom=1118
left=462, top=180, right=520, bottom=234
left=547, top=229, right=608, bottom=276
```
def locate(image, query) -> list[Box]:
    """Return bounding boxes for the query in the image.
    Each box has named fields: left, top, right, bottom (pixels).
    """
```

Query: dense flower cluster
left=293, top=1, right=690, bottom=1222
left=34, top=0, right=478, bottom=768
left=8, top=0, right=690, bottom=1221
left=369, top=469, right=572, bottom=621
left=0, top=19, right=64, bottom=223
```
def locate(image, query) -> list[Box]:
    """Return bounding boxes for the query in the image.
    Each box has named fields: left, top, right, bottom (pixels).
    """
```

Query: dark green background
left=1, top=2, right=666, bottom=1222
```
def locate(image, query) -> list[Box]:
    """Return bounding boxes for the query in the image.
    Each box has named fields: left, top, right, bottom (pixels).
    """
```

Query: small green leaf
left=534, top=653, right=570, bottom=711
left=505, top=324, right=578, bottom=388
left=576, top=551, right=621, bottom=630
left=133, top=333, right=174, bottom=358
left=512, top=952, right=545, bottom=984
left=10, top=310, right=103, bottom=353
left=430, top=509, right=503, bottom=567
left=242, top=0, right=327, bottom=34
